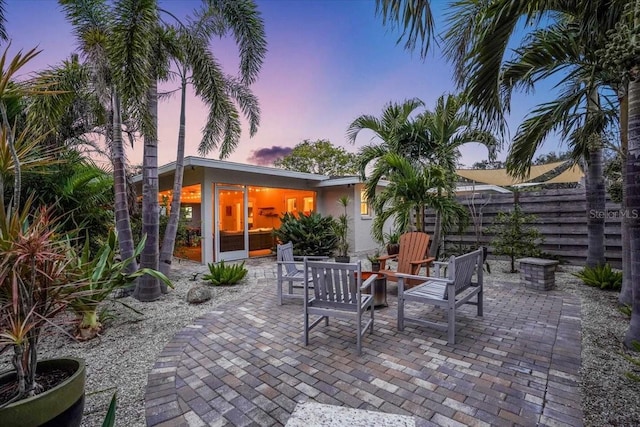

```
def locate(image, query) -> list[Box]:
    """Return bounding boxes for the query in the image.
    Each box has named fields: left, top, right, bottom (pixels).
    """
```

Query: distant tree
left=533, top=151, right=572, bottom=165
left=471, top=160, right=505, bottom=169
left=274, top=139, right=358, bottom=176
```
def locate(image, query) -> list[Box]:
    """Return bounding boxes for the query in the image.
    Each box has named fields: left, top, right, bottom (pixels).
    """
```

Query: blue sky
left=4, top=0, right=562, bottom=168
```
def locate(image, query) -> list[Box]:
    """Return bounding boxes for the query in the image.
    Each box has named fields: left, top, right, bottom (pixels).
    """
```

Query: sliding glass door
left=215, top=184, right=247, bottom=261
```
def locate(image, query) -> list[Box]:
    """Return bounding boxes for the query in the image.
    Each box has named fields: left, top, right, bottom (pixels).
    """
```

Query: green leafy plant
left=334, top=195, right=351, bottom=257
left=67, top=229, right=172, bottom=340
left=367, top=250, right=381, bottom=263
left=202, top=260, right=248, bottom=286
left=573, top=263, right=623, bottom=291
left=488, top=202, right=543, bottom=273
left=624, top=341, right=640, bottom=382
left=620, top=304, right=632, bottom=317
left=273, top=212, right=338, bottom=257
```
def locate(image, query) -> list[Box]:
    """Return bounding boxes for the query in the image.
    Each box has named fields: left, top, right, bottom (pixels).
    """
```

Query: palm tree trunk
left=159, top=75, right=187, bottom=281
left=134, top=81, right=161, bottom=302
left=619, top=93, right=632, bottom=306
left=585, top=89, right=606, bottom=268
left=624, top=77, right=640, bottom=347
left=585, top=139, right=606, bottom=267
left=430, top=211, right=442, bottom=258
left=111, top=92, right=137, bottom=277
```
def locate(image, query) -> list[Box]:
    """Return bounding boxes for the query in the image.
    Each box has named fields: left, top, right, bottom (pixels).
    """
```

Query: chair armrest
left=409, top=257, right=435, bottom=266
left=378, top=254, right=397, bottom=270
left=395, top=272, right=451, bottom=284
left=359, top=274, right=377, bottom=291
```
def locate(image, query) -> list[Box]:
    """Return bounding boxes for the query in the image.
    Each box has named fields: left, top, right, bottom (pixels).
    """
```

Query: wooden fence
left=422, top=188, right=623, bottom=267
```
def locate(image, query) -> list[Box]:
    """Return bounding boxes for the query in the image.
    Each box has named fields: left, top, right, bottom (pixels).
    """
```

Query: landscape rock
left=186, top=285, right=212, bottom=304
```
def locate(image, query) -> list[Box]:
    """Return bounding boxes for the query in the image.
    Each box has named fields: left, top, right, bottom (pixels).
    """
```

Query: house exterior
left=133, top=156, right=381, bottom=264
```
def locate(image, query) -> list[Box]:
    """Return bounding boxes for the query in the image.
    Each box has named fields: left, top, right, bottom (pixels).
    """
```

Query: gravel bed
left=2, top=258, right=640, bottom=426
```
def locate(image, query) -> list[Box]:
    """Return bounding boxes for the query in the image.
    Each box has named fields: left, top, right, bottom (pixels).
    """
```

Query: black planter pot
left=335, top=255, right=350, bottom=263
left=0, top=358, right=86, bottom=427
left=386, top=243, right=400, bottom=256
left=371, top=262, right=381, bottom=272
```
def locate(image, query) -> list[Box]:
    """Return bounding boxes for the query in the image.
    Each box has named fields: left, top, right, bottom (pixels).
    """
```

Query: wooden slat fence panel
left=422, top=188, right=623, bottom=268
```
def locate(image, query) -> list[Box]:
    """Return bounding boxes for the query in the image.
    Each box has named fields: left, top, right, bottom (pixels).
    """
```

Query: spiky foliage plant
left=573, top=263, right=623, bottom=291
left=272, top=212, right=338, bottom=257
left=203, top=260, right=248, bottom=286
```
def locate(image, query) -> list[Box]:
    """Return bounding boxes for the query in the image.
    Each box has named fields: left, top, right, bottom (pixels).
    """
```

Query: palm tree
left=348, top=94, right=499, bottom=255
left=486, top=18, right=619, bottom=268
left=156, top=1, right=265, bottom=280
left=365, top=152, right=466, bottom=244
left=61, top=0, right=156, bottom=287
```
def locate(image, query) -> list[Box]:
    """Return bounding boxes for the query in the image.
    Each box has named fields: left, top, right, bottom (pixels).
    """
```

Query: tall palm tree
left=488, top=19, right=619, bottom=267
left=61, top=0, right=156, bottom=286
left=156, top=1, right=264, bottom=280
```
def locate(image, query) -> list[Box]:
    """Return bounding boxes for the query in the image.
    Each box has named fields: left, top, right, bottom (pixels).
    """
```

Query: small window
left=303, top=197, right=314, bottom=213
left=286, top=197, right=297, bottom=213
left=360, top=190, right=370, bottom=217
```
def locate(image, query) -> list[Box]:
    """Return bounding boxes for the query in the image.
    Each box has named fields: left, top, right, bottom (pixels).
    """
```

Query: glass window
left=360, top=190, right=370, bottom=216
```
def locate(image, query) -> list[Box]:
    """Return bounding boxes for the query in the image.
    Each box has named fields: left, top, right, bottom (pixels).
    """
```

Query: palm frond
left=374, top=0, right=434, bottom=58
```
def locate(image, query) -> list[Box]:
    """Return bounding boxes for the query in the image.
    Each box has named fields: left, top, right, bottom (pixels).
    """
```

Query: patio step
left=285, top=402, right=415, bottom=427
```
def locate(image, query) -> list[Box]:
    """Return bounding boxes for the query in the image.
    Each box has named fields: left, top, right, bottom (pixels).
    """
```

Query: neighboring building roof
left=455, top=161, right=582, bottom=186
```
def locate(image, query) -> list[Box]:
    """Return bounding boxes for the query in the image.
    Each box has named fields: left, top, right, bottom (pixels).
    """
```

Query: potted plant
left=0, top=201, right=171, bottom=426
left=0, top=201, right=87, bottom=427
left=384, top=230, right=400, bottom=256
left=334, top=195, right=351, bottom=262
left=367, top=250, right=381, bottom=272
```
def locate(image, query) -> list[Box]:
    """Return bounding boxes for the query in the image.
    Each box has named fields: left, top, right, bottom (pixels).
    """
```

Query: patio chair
left=303, top=259, right=375, bottom=355
left=276, top=242, right=328, bottom=305
left=397, top=247, right=483, bottom=344
left=378, top=232, right=435, bottom=289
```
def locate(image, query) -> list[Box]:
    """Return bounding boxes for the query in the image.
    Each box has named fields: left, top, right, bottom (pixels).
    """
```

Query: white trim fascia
left=132, top=156, right=330, bottom=183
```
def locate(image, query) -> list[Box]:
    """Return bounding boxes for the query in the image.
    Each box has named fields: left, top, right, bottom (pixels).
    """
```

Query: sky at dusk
left=5, top=0, right=562, bottom=169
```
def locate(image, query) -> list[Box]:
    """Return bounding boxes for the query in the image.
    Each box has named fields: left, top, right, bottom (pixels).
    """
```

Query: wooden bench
left=397, top=248, right=483, bottom=344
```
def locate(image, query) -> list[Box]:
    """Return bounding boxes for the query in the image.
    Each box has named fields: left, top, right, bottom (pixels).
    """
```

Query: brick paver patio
left=144, top=258, right=582, bottom=426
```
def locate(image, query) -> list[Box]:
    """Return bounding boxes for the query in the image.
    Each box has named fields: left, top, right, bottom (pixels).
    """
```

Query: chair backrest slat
left=397, top=232, right=430, bottom=274
left=277, top=242, right=299, bottom=276
left=305, top=260, right=361, bottom=304
left=443, top=248, right=482, bottom=298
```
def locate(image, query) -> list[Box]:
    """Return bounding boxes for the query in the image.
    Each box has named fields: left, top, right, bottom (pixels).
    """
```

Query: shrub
left=203, top=260, right=248, bottom=286
left=273, top=212, right=338, bottom=256
left=573, top=263, right=622, bottom=291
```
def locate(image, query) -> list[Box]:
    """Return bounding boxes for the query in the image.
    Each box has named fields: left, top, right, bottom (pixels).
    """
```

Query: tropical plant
left=347, top=95, right=499, bottom=257
left=367, top=250, right=381, bottom=264
left=334, top=195, right=351, bottom=257
left=274, top=139, right=359, bottom=175
left=573, top=263, right=623, bottom=291
left=202, top=260, right=248, bottom=286
left=67, top=230, right=172, bottom=340
left=61, top=0, right=149, bottom=294
left=154, top=1, right=265, bottom=290
left=365, top=153, right=467, bottom=244
left=488, top=202, right=543, bottom=273
left=273, top=212, right=338, bottom=257
left=0, top=201, right=78, bottom=402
